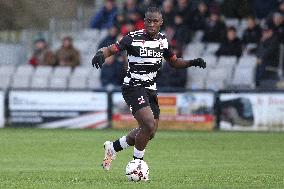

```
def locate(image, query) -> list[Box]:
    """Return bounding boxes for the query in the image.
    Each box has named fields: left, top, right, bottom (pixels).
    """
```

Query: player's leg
left=125, top=119, right=158, bottom=146
left=132, top=90, right=160, bottom=160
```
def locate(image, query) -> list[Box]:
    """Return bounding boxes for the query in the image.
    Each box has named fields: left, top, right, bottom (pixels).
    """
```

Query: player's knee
left=144, top=119, right=155, bottom=135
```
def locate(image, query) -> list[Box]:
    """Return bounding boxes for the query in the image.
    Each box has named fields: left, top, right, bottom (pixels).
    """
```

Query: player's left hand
left=92, top=51, right=105, bottom=69
left=190, top=58, right=206, bottom=69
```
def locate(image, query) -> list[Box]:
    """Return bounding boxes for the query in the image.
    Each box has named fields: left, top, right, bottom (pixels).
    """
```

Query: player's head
left=144, top=7, right=163, bottom=37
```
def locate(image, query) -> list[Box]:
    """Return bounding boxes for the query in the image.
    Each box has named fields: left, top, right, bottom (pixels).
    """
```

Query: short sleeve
left=115, top=35, right=132, bottom=51
left=163, top=41, right=175, bottom=59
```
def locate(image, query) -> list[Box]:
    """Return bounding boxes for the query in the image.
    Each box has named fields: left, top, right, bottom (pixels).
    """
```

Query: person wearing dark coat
left=242, top=16, right=262, bottom=44
left=216, top=27, right=242, bottom=57
left=202, top=12, right=226, bottom=43
left=255, top=25, right=280, bottom=86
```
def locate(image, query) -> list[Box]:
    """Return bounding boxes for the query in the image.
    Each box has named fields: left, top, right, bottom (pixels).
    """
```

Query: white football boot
left=102, top=141, right=116, bottom=171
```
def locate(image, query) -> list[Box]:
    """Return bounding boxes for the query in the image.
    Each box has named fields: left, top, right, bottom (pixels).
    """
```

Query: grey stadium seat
left=53, top=66, right=72, bottom=77
left=72, top=67, right=90, bottom=77
left=49, top=76, right=68, bottom=89
left=69, top=76, right=88, bottom=89
left=0, top=75, right=11, bottom=90
left=30, top=76, right=49, bottom=89
left=203, top=43, right=220, bottom=55
left=33, top=66, right=53, bottom=77
left=87, top=70, right=101, bottom=89
left=11, top=75, right=31, bottom=89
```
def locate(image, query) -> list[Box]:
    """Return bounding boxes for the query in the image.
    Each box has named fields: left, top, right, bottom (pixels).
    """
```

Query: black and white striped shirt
left=115, top=29, right=174, bottom=90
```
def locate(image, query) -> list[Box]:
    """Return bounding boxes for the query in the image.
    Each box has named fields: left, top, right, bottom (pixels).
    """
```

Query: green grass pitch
left=0, top=128, right=284, bottom=189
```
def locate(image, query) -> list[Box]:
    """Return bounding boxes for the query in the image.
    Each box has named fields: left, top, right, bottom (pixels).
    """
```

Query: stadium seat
left=14, top=65, right=34, bottom=76
left=203, top=43, right=220, bottom=55
left=11, top=75, right=31, bottom=89
left=0, top=75, right=11, bottom=90
left=49, top=76, right=68, bottom=89
left=72, top=66, right=91, bottom=77
left=30, top=76, right=49, bottom=89
left=184, top=43, right=205, bottom=57
left=205, top=78, right=225, bottom=90
left=238, top=56, right=257, bottom=68
left=231, top=67, right=255, bottom=88
left=0, top=65, right=17, bottom=76
left=202, top=55, right=218, bottom=68
left=225, top=18, right=239, bottom=28
left=53, top=66, right=72, bottom=77
left=192, top=30, right=204, bottom=42
left=34, top=66, right=53, bottom=77
left=186, top=67, right=208, bottom=89
left=69, top=76, right=88, bottom=89
left=87, top=70, right=101, bottom=89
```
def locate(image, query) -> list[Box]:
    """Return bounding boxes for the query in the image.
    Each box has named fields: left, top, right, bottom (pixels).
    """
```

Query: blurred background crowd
left=0, top=0, right=284, bottom=91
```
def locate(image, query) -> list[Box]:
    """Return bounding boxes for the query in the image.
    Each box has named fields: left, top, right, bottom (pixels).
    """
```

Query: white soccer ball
left=125, top=159, right=149, bottom=182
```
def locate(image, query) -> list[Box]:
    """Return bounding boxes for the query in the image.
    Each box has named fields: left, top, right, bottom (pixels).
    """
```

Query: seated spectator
left=157, top=47, right=187, bottom=88
left=161, top=0, right=175, bottom=29
left=98, top=26, right=119, bottom=49
left=253, top=0, right=278, bottom=19
left=128, top=11, right=144, bottom=31
left=90, top=0, right=117, bottom=29
left=175, top=0, right=193, bottom=26
left=255, top=25, right=280, bottom=86
left=100, top=55, right=126, bottom=87
left=29, top=37, right=55, bottom=66
left=216, top=26, right=242, bottom=57
left=267, top=12, right=284, bottom=43
left=202, top=11, right=226, bottom=43
left=55, top=36, right=80, bottom=68
left=190, top=1, right=209, bottom=31
left=242, top=16, right=262, bottom=44
left=120, top=20, right=135, bottom=36
left=279, top=0, right=284, bottom=15
left=172, top=14, right=192, bottom=47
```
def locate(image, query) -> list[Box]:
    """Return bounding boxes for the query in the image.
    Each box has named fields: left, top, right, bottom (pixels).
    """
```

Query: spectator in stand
left=29, top=37, right=55, bottom=66
left=157, top=47, right=187, bottom=88
left=253, top=0, right=278, bottom=19
left=172, top=13, right=192, bottom=47
left=122, top=0, right=139, bottom=19
left=128, top=11, right=144, bottom=30
left=55, top=36, right=80, bottom=68
left=267, top=12, right=284, bottom=43
left=242, top=16, right=262, bottom=44
left=120, top=20, right=136, bottom=36
left=190, top=1, right=209, bottom=31
left=202, top=11, right=226, bottom=43
left=279, top=0, right=284, bottom=15
left=98, top=26, right=119, bottom=49
left=255, top=25, right=280, bottom=86
left=221, top=0, right=253, bottom=19
left=161, top=0, right=175, bottom=29
left=90, top=0, right=117, bottom=29
left=100, top=55, right=126, bottom=87
left=175, top=0, right=194, bottom=26
left=216, top=26, right=242, bottom=57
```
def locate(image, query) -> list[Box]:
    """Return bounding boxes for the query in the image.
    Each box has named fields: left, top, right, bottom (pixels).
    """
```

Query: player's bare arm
left=165, top=55, right=207, bottom=69
left=92, top=44, right=118, bottom=68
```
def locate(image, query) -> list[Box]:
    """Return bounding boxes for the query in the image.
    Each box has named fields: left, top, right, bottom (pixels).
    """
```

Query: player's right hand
left=92, top=51, right=105, bottom=69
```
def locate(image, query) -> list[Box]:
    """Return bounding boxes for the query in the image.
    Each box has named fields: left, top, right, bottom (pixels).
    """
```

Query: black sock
left=133, top=155, right=143, bottom=160
left=113, top=139, right=123, bottom=152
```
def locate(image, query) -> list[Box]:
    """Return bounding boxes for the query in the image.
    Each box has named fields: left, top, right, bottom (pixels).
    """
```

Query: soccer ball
left=125, top=159, right=149, bottom=182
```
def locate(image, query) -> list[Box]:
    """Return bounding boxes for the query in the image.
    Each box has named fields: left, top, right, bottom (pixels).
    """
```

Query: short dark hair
left=145, top=7, right=162, bottom=16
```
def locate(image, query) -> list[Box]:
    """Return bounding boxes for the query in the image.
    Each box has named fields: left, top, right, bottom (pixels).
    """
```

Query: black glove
left=92, top=51, right=105, bottom=69
left=190, top=58, right=206, bottom=69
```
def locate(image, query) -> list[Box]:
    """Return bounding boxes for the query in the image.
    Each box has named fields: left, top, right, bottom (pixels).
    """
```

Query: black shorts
left=121, top=85, right=160, bottom=119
